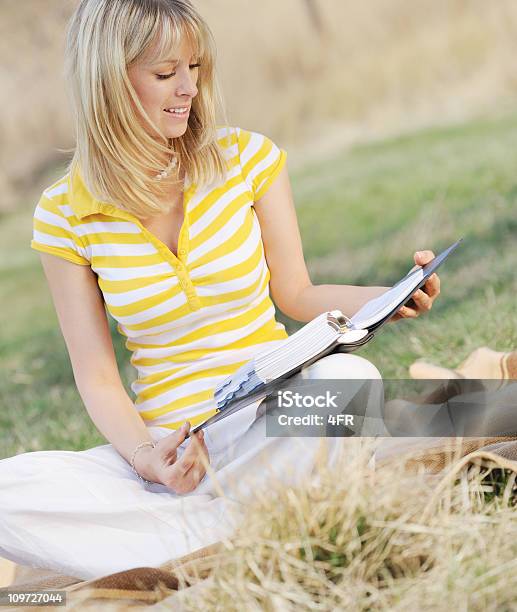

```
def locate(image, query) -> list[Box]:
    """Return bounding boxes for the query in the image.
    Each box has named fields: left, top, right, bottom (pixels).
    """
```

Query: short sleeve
left=237, top=127, right=287, bottom=201
left=31, top=193, right=90, bottom=266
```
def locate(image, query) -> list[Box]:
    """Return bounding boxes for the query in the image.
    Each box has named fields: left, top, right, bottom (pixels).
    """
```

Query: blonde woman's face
left=128, top=36, right=199, bottom=140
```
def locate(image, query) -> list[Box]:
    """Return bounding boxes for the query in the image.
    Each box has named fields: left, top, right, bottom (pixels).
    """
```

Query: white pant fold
left=0, top=353, right=382, bottom=580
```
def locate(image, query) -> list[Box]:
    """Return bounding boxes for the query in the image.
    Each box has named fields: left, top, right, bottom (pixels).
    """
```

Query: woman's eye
left=156, top=63, right=201, bottom=80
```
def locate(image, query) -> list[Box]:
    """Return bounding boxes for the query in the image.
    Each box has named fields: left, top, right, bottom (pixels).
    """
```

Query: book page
left=350, top=267, right=425, bottom=330
left=349, top=238, right=462, bottom=330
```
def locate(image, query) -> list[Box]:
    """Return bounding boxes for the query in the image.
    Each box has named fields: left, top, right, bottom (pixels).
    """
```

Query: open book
left=191, top=239, right=462, bottom=433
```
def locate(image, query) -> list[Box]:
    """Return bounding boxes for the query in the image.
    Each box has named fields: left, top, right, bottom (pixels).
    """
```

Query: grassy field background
left=1, top=110, right=515, bottom=458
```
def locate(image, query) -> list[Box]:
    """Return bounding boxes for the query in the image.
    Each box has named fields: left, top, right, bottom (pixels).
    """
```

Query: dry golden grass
left=2, top=0, right=517, bottom=210
left=170, top=439, right=517, bottom=611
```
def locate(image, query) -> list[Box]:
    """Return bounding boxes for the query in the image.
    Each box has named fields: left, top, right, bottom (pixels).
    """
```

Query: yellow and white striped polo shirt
left=31, top=126, right=289, bottom=429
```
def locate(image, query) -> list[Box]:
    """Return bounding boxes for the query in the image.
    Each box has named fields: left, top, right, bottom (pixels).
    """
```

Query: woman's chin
left=163, top=124, right=189, bottom=139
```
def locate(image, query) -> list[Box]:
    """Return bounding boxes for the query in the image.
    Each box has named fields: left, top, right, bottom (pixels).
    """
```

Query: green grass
left=1, top=112, right=516, bottom=457
left=281, top=112, right=517, bottom=374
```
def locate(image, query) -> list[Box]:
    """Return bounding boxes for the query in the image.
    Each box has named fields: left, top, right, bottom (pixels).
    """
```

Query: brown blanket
left=0, top=543, right=223, bottom=608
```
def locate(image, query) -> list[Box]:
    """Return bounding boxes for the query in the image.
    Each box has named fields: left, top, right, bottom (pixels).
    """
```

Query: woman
left=0, top=0, right=440, bottom=580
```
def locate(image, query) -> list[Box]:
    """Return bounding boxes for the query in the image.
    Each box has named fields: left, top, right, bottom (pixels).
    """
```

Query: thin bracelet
left=130, top=441, right=155, bottom=485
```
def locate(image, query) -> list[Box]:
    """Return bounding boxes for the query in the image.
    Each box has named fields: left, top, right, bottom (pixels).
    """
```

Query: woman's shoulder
left=31, top=170, right=91, bottom=266
left=34, top=169, right=91, bottom=229
left=34, top=171, right=73, bottom=217
left=216, top=124, right=274, bottom=141
left=215, top=125, right=283, bottom=159
left=215, top=126, right=287, bottom=200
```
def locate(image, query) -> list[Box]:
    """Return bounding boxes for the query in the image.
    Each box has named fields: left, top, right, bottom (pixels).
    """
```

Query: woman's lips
left=163, top=107, right=190, bottom=119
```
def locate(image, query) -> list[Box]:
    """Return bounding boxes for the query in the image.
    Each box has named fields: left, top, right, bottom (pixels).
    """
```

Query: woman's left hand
left=392, top=250, right=441, bottom=321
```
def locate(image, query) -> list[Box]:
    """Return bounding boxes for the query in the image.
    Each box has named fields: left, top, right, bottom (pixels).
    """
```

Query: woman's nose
left=176, top=69, right=198, bottom=98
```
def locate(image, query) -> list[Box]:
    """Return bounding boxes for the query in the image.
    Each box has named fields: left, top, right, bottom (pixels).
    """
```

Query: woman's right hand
left=133, top=422, right=209, bottom=493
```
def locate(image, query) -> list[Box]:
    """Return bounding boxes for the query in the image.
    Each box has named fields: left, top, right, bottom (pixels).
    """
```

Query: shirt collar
left=68, top=166, right=126, bottom=220
left=67, top=166, right=193, bottom=221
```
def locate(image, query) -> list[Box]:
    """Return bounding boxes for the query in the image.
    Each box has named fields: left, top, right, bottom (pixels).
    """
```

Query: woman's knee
left=301, top=352, right=382, bottom=380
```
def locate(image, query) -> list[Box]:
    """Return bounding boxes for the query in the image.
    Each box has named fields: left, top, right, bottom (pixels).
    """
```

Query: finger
left=163, top=433, right=209, bottom=482
left=158, top=422, right=191, bottom=459
left=411, top=289, right=432, bottom=312
left=184, top=442, right=208, bottom=472
left=170, top=453, right=208, bottom=489
left=156, top=442, right=176, bottom=466
left=182, top=456, right=207, bottom=486
left=162, top=449, right=178, bottom=466
left=187, top=464, right=207, bottom=487
left=398, top=305, right=419, bottom=318
left=424, top=273, right=441, bottom=298
left=184, top=429, right=205, bottom=449
left=414, top=250, right=435, bottom=266
left=178, top=455, right=196, bottom=474
left=163, top=452, right=195, bottom=480
left=182, top=434, right=209, bottom=465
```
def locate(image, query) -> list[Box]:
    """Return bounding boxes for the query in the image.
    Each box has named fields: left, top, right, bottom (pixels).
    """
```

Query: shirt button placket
left=175, top=263, right=194, bottom=300
left=178, top=270, right=188, bottom=289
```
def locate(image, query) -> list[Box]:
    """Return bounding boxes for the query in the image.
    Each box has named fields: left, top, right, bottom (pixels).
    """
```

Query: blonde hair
left=64, top=0, right=230, bottom=218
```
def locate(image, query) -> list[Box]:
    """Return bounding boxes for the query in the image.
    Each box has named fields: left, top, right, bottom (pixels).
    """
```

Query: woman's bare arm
left=253, top=165, right=440, bottom=322
left=38, top=253, right=207, bottom=490
left=39, top=253, right=157, bottom=466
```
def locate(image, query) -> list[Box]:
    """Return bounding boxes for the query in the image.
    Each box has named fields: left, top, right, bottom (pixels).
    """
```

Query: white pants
left=0, top=353, right=383, bottom=580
